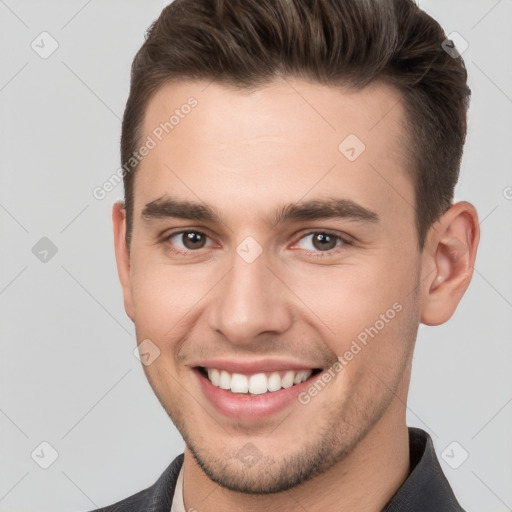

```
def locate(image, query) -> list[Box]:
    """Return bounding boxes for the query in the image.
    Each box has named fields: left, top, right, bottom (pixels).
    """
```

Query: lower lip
left=194, top=368, right=318, bottom=420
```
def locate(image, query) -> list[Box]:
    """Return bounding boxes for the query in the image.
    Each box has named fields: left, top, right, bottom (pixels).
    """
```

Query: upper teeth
left=206, top=368, right=313, bottom=395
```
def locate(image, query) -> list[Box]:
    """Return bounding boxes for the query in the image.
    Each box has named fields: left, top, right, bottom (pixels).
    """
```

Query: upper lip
left=192, top=358, right=322, bottom=374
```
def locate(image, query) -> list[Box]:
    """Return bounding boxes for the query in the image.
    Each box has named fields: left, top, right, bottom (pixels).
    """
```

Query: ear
left=420, top=201, right=480, bottom=326
left=112, top=201, right=135, bottom=322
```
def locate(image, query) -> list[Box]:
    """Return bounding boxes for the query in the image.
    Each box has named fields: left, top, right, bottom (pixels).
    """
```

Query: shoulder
left=84, top=453, right=184, bottom=512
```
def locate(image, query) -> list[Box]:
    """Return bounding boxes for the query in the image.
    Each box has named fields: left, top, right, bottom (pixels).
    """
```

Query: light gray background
left=1, top=1, right=511, bottom=511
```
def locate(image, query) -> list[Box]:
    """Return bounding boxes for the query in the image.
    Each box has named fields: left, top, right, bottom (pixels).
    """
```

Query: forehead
left=134, top=78, right=413, bottom=229
left=142, top=77, right=407, bottom=151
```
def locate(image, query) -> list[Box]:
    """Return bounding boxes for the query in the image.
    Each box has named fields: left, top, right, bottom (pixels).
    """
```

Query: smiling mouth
left=196, top=366, right=323, bottom=395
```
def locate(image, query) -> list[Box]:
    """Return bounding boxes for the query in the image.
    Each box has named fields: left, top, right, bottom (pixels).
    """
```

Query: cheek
left=130, top=248, right=213, bottom=315
left=288, top=254, right=417, bottom=353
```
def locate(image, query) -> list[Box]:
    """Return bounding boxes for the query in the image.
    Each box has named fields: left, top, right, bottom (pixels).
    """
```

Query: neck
left=182, top=402, right=410, bottom=512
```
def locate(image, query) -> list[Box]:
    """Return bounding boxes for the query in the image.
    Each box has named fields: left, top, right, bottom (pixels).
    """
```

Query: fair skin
left=112, top=78, right=479, bottom=511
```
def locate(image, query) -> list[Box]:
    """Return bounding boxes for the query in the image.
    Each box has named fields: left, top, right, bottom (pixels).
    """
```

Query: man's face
left=117, top=78, right=423, bottom=492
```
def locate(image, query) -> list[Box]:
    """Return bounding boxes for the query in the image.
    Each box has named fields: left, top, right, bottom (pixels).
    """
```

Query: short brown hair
left=121, top=0, right=470, bottom=250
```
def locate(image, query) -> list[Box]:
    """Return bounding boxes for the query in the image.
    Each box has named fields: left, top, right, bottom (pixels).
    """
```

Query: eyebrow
left=141, top=196, right=380, bottom=227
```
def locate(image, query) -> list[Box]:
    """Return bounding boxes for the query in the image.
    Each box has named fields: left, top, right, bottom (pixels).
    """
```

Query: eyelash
left=161, top=229, right=352, bottom=258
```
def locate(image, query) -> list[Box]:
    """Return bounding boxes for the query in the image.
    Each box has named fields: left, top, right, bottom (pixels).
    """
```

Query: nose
left=207, top=248, right=293, bottom=346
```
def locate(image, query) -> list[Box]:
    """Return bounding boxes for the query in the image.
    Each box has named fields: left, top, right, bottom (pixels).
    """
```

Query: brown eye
left=166, top=230, right=211, bottom=252
left=182, top=231, right=206, bottom=249
left=311, top=233, right=338, bottom=251
left=296, top=232, right=342, bottom=252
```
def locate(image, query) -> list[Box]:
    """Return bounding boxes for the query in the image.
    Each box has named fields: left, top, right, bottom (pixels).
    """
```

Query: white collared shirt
left=170, top=464, right=186, bottom=512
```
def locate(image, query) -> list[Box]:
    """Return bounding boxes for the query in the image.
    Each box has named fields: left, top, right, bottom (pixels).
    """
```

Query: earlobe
left=420, top=202, right=480, bottom=326
left=112, top=201, right=135, bottom=322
